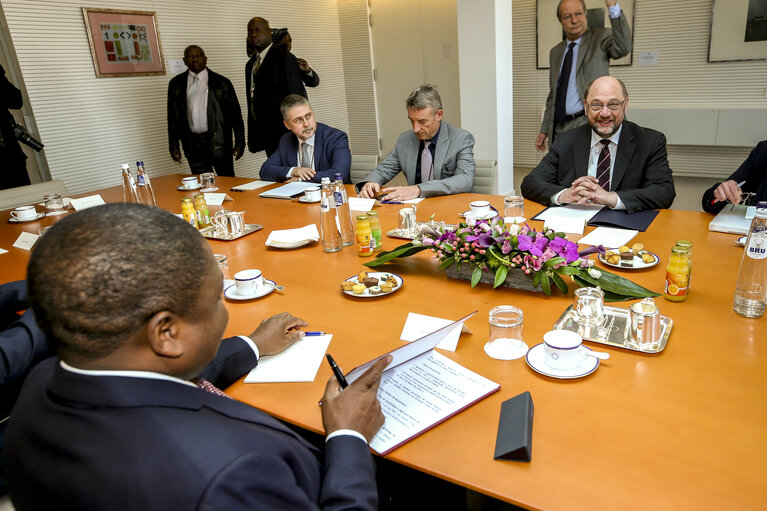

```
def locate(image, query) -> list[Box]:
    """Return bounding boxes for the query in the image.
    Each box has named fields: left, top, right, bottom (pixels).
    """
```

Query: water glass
left=504, top=195, right=524, bottom=219
left=488, top=305, right=524, bottom=342
left=214, top=254, right=233, bottom=290
left=44, top=194, right=64, bottom=213
left=200, top=172, right=216, bottom=191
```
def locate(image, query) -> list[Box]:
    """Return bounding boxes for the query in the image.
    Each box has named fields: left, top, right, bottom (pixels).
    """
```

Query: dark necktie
left=191, top=377, right=232, bottom=399
left=555, top=42, right=576, bottom=123
left=596, top=139, right=611, bottom=191
left=250, top=54, right=262, bottom=118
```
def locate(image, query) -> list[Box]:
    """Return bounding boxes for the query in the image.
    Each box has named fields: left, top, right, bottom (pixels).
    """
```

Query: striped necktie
left=421, top=141, right=433, bottom=182
left=596, top=139, right=611, bottom=191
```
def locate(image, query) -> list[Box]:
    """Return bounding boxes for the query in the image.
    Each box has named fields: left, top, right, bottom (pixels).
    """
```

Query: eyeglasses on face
left=561, top=11, right=584, bottom=22
left=587, top=99, right=626, bottom=112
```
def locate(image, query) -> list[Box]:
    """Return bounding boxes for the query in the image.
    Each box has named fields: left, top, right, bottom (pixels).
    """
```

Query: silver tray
left=199, top=223, right=262, bottom=241
left=552, top=304, right=672, bottom=354
left=387, top=221, right=456, bottom=240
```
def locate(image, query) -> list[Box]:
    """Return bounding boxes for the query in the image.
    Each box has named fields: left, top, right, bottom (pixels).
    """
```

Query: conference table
left=2, top=174, right=765, bottom=510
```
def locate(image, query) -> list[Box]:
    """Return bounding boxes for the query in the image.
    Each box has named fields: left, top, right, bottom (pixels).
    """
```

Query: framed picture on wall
left=709, top=0, right=767, bottom=62
left=82, top=8, right=166, bottom=78
left=536, top=0, right=634, bottom=69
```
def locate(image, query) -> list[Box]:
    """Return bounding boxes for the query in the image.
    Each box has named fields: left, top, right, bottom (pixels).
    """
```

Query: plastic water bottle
left=135, top=161, right=157, bottom=206
left=320, top=177, right=342, bottom=253
left=121, top=164, right=138, bottom=203
left=333, top=172, right=354, bottom=246
left=734, top=201, right=767, bottom=318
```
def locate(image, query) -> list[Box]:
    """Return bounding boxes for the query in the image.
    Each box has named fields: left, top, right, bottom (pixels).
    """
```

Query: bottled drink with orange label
left=675, top=240, right=693, bottom=289
left=356, top=215, right=374, bottom=257
left=664, top=246, right=689, bottom=302
left=181, top=198, right=197, bottom=228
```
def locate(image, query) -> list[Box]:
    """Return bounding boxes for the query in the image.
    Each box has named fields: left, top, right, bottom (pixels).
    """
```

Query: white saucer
left=525, top=343, right=599, bottom=379
left=484, top=338, right=529, bottom=360
left=266, top=239, right=314, bottom=249
left=9, top=212, right=45, bottom=223
left=461, top=209, right=498, bottom=221
left=224, top=279, right=277, bottom=300
left=298, top=196, right=320, bottom=204
left=178, top=184, right=202, bottom=191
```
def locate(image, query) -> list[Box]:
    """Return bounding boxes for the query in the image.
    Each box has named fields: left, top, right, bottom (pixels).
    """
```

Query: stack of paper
left=265, top=224, right=320, bottom=248
left=230, top=180, right=274, bottom=191
left=259, top=182, right=317, bottom=199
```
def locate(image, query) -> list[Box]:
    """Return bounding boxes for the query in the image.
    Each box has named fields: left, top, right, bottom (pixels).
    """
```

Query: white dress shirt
left=250, top=43, right=272, bottom=101
left=187, top=68, right=209, bottom=133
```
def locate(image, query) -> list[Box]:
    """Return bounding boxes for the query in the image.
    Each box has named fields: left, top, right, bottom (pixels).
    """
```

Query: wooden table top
left=2, top=174, right=765, bottom=510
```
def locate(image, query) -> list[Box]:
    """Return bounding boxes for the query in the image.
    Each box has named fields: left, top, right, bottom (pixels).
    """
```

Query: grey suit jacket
left=540, top=13, right=632, bottom=137
left=361, top=121, right=475, bottom=198
left=521, top=121, right=675, bottom=214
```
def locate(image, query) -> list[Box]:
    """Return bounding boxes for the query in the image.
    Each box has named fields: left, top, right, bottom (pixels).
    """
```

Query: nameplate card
left=69, top=195, right=106, bottom=211
left=13, top=232, right=39, bottom=251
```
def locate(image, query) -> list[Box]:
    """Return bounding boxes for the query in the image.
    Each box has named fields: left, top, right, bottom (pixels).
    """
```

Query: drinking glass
left=504, top=195, right=524, bottom=219
left=200, top=172, right=216, bottom=191
left=44, top=194, right=64, bottom=213
left=214, top=254, right=234, bottom=290
left=488, top=305, right=524, bottom=342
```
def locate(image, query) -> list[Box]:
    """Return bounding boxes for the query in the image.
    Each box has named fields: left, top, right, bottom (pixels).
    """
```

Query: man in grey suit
left=358, top=85, right=475, bottom=201
left=536, top=0, right=632, bottom=152
left=521, top=76, right=675, bottom=214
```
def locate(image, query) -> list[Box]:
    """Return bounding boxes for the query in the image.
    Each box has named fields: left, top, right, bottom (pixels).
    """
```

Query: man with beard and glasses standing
left=260, top=94, right=351, bottom=183
left=521, top=76, right=675, bottom=214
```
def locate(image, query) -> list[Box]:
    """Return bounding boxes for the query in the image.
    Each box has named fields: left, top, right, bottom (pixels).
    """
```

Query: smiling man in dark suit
left=522, top=76, right=675, bottom=214
left=246, top=17, right=308, bottom=156
left=260, top=94, right=351, bottom=183
left=4, top=203, right=389, bottom=510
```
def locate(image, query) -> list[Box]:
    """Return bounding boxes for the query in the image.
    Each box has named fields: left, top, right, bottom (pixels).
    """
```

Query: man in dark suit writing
left=260, top=94, right=351, bottom=183
left=4, top=203, right=389, bottom=510
left=246, top=17, right=308, bottom=156
left=522, top=76, right=675, bottom=214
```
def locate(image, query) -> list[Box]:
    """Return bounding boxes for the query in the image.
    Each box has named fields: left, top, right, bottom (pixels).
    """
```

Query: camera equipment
left=13, top=122, right=44, bottom=152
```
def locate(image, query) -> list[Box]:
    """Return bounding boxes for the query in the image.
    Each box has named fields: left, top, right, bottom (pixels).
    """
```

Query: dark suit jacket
left=260, top=123, right=352, bottom=183
left=246, top=46, right=307, bottom=154
left=702, top=140, right=767, bottom=213
left=4, top=337, right=377, bottom=510
left=541, top=13, right=632, bottom=137
left=521, top=121, right=675, bottom=213
left=167, top=68, right=245, bottom=157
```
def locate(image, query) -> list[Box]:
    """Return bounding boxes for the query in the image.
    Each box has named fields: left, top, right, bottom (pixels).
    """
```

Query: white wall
left=1, top=0, right=359, bottom=194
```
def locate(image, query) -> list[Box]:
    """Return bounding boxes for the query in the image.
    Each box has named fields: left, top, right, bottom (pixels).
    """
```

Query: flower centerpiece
left=365, top=216, right=659, bottom=301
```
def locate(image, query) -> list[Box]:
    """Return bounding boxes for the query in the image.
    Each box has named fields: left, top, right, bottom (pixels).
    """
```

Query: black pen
left=229, top=188, right=246, bottom=192
left=380, top=200, right=404, bottom=204
left=326, top=353, right=348, bottom=389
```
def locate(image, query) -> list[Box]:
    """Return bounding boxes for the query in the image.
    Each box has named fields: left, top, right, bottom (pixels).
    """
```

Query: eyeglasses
left=561, top=11, right=584, bottom=22
left=588, top=100, right=626, bottom=112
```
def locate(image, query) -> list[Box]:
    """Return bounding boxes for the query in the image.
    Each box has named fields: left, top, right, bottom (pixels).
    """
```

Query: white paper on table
left=244, top=335, right=332, bottom=383
left=69, top=195, right=106, bottom=211
left=746, top=206, right=756, bottom=220
left=203, top=193, right=231, bottom=206
left=348, top=197, right=376, bottom=211
left=0, top=248, right=8, bottom=255
left=230, top=180, right=274, bottom=191
left=259, top=182, right=318, bottom=198
left=579, top=227, right=638, bottom=247
left=13, top=232, right=39, bottom=251
left=399, top=312, right=468, bottom=352
left=534, top=203, right=603, bottom=223
left=265, top=224, right=320, bottom=246
left=544, top=216, right=585, bottom=234
left=402, top=198, right=424, bottom=204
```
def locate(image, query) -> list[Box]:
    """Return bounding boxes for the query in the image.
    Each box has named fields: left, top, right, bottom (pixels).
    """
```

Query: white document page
left=369, top=350, right=500, bottom=455
left=0, top=248, right=8, bottom=255
left=348, top=197, right=376, bottom=211
left=259, top=182, right=318, bottom=198
left=400, top=313, right=464, bottom=352
left=402, top=198, right=424, bottom=205
left=13, top=232, right=39, bottom=250
left=543, top=216, right=585, bottom=234
left=533, top=203, right=604, bottom=223
left=578, top=227, right=638, bottom=247
left=244, top=335, right=332, bottom=383
left=69, top=195, right=106, bottom=210
left=230, top=180, right=274, bottom=191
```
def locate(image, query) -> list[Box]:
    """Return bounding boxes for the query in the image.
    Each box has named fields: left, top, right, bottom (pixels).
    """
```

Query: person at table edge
left=521, top=76, right=675, bottom=214
left=701, top=140, right=767, bottom=214
left=260, top=94, right=351, bottom=184
left=357, top=84, right=476, bottom=201
left=4, top=203, right=389, bottom=510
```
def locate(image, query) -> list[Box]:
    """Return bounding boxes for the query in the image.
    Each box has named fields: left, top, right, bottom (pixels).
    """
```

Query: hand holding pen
left=711, top=180, right=746, bottom=207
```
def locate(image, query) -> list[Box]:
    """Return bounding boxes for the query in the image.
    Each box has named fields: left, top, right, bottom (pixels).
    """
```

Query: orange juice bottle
left=356, top=215, right=373, bottom=257
left=664, top=246, right=689, bottom=302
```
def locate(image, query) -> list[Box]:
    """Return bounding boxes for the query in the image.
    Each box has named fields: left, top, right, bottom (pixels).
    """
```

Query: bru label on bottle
left=746, top=233, right=767, bottom=260
left=137, top=175, right=146, bottom=186
left=320, top=197, right=330, bottom=212
left=334, top=191, right=344, bottom=205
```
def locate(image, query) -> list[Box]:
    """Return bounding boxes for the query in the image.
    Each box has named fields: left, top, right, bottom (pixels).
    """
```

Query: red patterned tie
left=596, top=139, right=611, bottom=191
left=191, top=377, right=233, bottom=399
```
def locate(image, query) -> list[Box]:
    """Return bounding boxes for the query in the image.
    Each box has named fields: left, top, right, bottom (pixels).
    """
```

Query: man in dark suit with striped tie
left=522, top=76, right=675, bottom=214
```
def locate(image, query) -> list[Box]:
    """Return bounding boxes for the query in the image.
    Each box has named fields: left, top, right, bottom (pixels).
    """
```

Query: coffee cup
left=182, top=176, right=200, bottom=189
left=542, top=330, right=592, bottom=370
left=234, top=269, right=263, bottom=296
left=304, top=187, right=321, bottom=202
left=470, top=200, right=491, bottom=217
left=11, top=205, right=37, bottom=221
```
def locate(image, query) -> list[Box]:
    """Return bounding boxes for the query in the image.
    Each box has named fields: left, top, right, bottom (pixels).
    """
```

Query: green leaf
left=471, top=266, right=483, bottom=288
left=437, top=258, right=456, bottom=271
left=532, top=270, right=542, bottom=288
left=541, top=272, right=552, bottom=295
left=487, top=246, right=511, bottom=267
left=551, top=273, right=569, bottom=295
left=543, top=257, right=566, bottom=269
left=364, top=243, right=430, bottom=267
left=556, top=265, right=582, bottom=275
left=494, top=265, right=509, bottom=288
left=577, top=268, right=660, bottom=298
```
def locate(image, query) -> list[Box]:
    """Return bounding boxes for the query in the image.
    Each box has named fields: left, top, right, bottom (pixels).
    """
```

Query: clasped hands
left=559, top=176, right=618, bottom=208
left=358, top=181, right=421, bottom=201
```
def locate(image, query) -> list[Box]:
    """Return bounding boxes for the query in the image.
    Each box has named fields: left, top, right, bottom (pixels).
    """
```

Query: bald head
left=183, top=45, right=206, bottom=74
left=248, top=17, right=272, bottom=52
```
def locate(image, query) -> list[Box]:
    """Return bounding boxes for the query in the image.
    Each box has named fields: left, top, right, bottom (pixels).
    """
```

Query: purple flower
left=501, top=239, right=512, bottom=254
left=517, top=234, right=533, bottom=252
left=579, top=244, right=606, bottom=257
left=477, top=233, right=498, bottom=248
left=524, top=254, right=542, bottom=271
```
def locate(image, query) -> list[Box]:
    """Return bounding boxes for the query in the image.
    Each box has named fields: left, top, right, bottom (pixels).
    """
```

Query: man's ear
left=283, top=120, right=290, bottom=130
left=146, top=311, right=184, bottom=359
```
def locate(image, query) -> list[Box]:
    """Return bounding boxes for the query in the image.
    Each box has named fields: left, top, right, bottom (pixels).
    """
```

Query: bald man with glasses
left=522, top=76, right=675, bottom=214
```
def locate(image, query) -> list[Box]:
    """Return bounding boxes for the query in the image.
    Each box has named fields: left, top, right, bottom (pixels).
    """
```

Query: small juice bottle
left=367, top=211, right=383, bottom=253
left=675, top=240, right=692, bottom=289
left=181, top=198, right=197, bottom=228
left=193, top=194, right=211, bottom=228
left=356, top=215, right=373, bottom=257
left=664, top=246, right=689, bottom=302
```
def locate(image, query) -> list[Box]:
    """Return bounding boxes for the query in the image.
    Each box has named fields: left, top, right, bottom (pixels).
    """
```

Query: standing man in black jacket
left=167, top=45, right=245, bottom=176
left=0, top=65, right=29, bottom=190
left=246, top=17, right=308, bottom=156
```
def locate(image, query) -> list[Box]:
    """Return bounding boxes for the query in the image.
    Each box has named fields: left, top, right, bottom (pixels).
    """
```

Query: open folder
left=345, top=311, right=500, bottom=455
